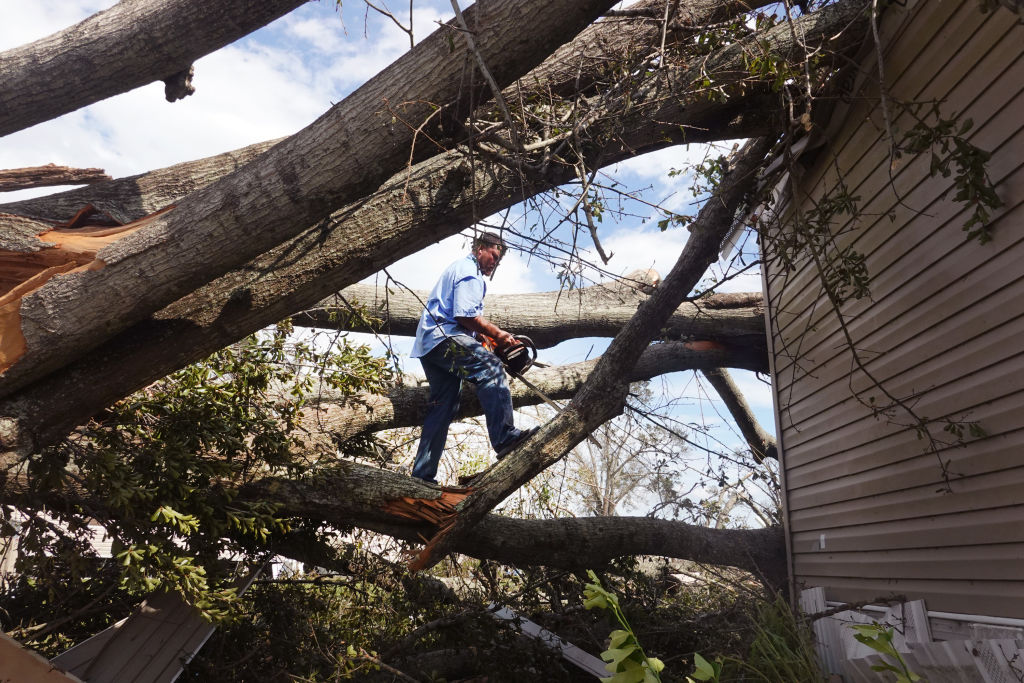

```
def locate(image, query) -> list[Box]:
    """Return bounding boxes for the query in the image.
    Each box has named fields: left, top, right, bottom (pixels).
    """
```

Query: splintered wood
left=0, top=205, right=173, bottom=373
left=382, top=491, right=469, bottom=524
left=381, top=490, right=469, bottom=572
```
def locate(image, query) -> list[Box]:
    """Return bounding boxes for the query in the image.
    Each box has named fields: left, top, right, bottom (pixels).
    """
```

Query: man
left=409, top=232, right=537, bottom=484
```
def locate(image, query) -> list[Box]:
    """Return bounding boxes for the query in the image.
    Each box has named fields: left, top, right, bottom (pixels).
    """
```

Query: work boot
left=495, top=426, right=539, bottom=459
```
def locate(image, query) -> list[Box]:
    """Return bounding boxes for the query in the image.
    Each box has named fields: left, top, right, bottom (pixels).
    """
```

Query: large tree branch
left=0, top=0, right=310, bottom=138
left=304, top=340, right=767, bottom=446
left=0, top=140, right=280, bottom=224
left=411, top=136, right=778, bottom=570
left=240, top=462, right=786, bottom=585
left=0, top=0, right=620, bottom=401
left=700, top=368, right=777, bottom=462
left=294, top=276, right=765, bottom=348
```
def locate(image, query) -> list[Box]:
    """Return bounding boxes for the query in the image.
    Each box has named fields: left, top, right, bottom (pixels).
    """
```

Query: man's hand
left=494, top=329, right=515, bottom=348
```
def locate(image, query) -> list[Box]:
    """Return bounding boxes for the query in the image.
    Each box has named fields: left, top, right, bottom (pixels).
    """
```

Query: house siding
left=764, top=0, right=1024, bottom=618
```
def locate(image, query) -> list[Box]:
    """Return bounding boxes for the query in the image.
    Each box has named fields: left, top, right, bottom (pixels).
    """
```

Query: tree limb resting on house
left=700, top=368, right=778, bottom=462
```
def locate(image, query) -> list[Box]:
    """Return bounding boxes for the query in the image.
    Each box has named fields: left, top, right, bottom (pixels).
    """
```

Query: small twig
left=449, top=0, right=521, bottom=150
left=379, top=98, right=446, bottom=196
left=581, top=198, right=614, bottom=264
left=658, top=0, right=681, bottom=66
left=364, top=0, right=414, bottom=47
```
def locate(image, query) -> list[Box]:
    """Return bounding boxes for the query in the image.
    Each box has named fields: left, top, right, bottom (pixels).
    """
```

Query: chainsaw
left=480, top=333, right=537, bottom=377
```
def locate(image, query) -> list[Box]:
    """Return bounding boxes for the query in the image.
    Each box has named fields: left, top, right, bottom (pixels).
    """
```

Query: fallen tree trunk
left=240, top=461, right=787, bottom=585
left=294, top=276, right=765, bottom=348
left=0, top=0, right=862, bottom=462
left=304, top=339, right=768, bottom=445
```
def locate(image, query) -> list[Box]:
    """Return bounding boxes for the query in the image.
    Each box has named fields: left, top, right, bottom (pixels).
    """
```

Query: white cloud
left=0, top=1, right=112, bottom=50
left=284, top=3, right=451, bottom=93
left=597, top=225, right=688, bottom=279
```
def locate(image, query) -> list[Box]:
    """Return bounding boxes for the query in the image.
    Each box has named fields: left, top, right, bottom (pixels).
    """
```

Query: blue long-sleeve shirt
left=410, top=255, right=486, bottom=358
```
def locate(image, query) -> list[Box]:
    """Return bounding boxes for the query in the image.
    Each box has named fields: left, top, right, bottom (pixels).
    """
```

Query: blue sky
left=1, top=0, right=777, bottom=510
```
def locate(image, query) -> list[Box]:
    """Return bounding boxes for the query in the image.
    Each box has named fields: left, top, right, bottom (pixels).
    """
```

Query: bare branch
left=700, top=368, right=777, bottom=462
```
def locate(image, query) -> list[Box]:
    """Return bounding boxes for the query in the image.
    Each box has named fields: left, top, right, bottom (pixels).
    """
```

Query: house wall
left=763, top=0, right=1024, bottom=618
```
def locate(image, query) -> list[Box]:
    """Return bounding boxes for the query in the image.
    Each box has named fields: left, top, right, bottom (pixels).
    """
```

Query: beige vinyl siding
left=764, top=0, right=1024, bottom=618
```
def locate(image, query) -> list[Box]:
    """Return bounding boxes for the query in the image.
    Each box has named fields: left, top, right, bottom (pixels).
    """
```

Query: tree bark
left=0, top=0, right=621, bottom=401
left=294, top=275, right=766, bottom=348
left=410, top=136, right=777, bottom=571
left=0, top=0, right=309, bottom=138
left=304, top=339, right=767, bottom=446
left=0, top=165, right=111, bottom=192
left=700, top=368, right=777, bottom=462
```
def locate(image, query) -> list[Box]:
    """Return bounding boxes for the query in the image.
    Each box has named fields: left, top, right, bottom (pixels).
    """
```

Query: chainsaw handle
left=511, top=335, right=537, bottom=365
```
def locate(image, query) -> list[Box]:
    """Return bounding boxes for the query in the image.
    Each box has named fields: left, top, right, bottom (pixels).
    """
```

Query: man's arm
left=455, top=316, right=514, bottom=347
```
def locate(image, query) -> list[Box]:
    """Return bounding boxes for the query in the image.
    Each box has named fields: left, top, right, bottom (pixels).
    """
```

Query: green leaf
left=690, top=653, right=717, bottom=681
left=608, top=629, right=633, bottom=649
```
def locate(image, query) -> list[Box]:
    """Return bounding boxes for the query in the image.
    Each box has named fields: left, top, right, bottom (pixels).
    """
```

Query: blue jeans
left=412, top=335, right=521, bottom=483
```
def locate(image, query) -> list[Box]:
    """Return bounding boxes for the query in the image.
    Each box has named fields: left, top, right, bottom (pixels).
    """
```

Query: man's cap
left=474, top=231, right=507, bottom=251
